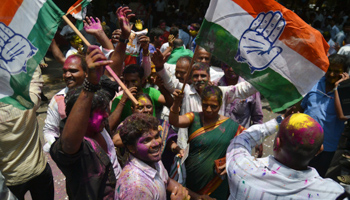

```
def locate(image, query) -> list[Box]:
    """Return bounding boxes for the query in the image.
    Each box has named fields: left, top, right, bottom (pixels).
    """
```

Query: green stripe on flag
left=1, top=0, right=64, bottom=109
left=196, top=19, right=302, bottom=112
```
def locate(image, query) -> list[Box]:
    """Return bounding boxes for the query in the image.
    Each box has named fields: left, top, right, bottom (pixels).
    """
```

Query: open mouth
left=149, top=146, right=161, bottom=156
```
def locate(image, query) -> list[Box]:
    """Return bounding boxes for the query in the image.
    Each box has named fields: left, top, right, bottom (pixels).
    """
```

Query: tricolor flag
left=67, top=0, right=92, bottom=30
left=196, top=0, right=329, bottom=112
left=0, top=0, right=64, bottom=109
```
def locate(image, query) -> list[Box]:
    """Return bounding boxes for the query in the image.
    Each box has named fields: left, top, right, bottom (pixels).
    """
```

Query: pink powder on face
left=88, top=109, right=107, bottom=133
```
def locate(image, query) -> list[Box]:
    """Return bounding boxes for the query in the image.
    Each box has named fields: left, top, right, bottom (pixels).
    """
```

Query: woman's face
left=133, top=97, right=153, bottom=115
left=202, top=96, right=221, bottom=119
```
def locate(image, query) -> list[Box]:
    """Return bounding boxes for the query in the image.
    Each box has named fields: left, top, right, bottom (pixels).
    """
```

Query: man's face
left=175, top=60, right=190, bottom=83
left=202, top=96, right=220, bottom=119
left=133, top=97, right=153, bottom=115
left=325, top=63, right=344, bottom=85
left=159, top=22, right=166, bottom=31
left=87, top=108, right=109, bottom=133
left=196, top=49, right=211, bottom=64
left=154, top=36, right=165, bottom=48
left=124, top=73, right=142, bottom=89
left=189, top=25, right=198, bottom=37
left=62, top=56, right=86, bottom=89
left=222, top=63, right=237, bottom=80
left=70, top=35, right=83, bottom=49
left=192, top=69, right=209, bottom=91
left=133, top=129, right=163, bottom=164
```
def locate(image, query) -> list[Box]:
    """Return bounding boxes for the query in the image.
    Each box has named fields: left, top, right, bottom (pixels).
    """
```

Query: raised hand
left=84, top=16, right=103, bottom=35
left=173, top=89, right=184, bottom=103
left=168, top=34, right=175, bottom=47
left=86, top=45, right=113, bottom=85
left=0, top=22, right=37, bottom=74
left=335, top=72, right=349, bottom=87
left=116, top=6, right=135, bottom=39
left=152, top=48, right=170, bottom=71
left=139, top=35, right=150, bottom=52
left=235, top=11, right=286, bottom=73
left=111, top=29, right=122, bottom=44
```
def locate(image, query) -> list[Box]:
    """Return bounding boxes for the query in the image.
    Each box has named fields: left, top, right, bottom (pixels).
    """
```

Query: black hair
left=173, top=38, right=184, bottom=48
left=328, top=54, right=348, bottom=71
left=149, top=28, right=164, bottom=43
left=118, top=113, right=159, bottom=146
left=65, top=86, right=110, bottom=118
left=201, top=85, right=223, bottom=106
left=122, top=64, right=144, bottom=79
left=192, top=62, right=210, bottom=75
left=65, top=32, right=78, bottom=42
left=169, top=27, right=179, bottom=36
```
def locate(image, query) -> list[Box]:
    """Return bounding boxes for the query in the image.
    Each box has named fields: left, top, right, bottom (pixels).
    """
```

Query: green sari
left=185, top=112, right=245, bottom=199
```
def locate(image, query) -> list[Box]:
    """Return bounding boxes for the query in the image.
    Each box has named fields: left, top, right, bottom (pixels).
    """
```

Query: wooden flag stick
left=62, top=15, right=138, bottom=105
left=181, top=45, right=199, bottom=93
left=66, top=0, right=83, bottom=16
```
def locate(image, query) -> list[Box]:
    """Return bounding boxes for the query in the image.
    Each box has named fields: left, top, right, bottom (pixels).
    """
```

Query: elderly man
left=226, top=112, right=345, bottom=199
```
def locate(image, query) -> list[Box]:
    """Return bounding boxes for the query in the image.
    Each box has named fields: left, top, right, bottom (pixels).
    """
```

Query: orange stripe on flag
left=232, top=0, right=329, bottom=72
left=0, top=0, right=24, bottom=26
left=68, top=0, right=83, bottom=15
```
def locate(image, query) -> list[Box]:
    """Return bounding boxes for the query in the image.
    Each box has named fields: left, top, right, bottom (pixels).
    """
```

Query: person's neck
left=274, top=156, right=308, bottom=171
left=225, top=76, right=239, bottom=86
left=202, top=114, right=220, bottom=125
left=325, top=82, right=335, bottom=93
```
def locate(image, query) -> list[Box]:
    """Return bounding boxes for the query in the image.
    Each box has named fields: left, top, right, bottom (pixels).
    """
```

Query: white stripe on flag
left=205, top=0, right=325, bottom=95
left=9, top=0, right=46, bottom=37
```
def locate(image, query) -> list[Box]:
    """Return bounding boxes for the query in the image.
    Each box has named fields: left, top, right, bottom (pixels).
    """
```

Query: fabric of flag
left=67, top=0, right=92, bottom=30
left=196, top=0, right=329, bottom=112
left=0, top=0, right=64, bottom=109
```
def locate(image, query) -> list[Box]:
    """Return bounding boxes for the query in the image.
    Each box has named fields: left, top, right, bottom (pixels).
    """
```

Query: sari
left=185, top=112, right=245, bottom=199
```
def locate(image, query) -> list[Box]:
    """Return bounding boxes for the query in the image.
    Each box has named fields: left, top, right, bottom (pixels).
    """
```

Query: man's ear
left=127, top=144, right=136, bottom=154
left=273, top=136, right=281, bottom=152
left=315, top=144, right=324, bottom=156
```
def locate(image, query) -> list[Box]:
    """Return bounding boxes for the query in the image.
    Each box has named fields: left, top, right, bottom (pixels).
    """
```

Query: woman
left=169, top=86, right=246, bottom=199
left=112, top=93, right=182, bottom=171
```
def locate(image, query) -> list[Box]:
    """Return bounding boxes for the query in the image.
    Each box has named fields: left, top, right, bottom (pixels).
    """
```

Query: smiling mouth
left=149, top=146, right=161, bottom=155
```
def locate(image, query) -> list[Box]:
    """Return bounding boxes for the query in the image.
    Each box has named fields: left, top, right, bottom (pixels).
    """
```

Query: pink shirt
left=115, top=155, right=169, bottom=200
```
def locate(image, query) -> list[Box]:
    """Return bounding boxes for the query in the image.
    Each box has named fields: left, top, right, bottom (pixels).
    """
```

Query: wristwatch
left=275, top=115, right=284, bottom=125
left=119, top=38, right=129, bottom=44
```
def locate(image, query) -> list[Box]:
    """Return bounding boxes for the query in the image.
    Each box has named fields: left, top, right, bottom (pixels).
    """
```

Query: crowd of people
left=1, top=1, right=350, bottom=200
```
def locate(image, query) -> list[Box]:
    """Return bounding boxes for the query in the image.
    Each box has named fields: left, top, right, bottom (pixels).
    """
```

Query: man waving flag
left=0, top=0, right=64, bottom=109
left=196, top=0, right=329, bottom=112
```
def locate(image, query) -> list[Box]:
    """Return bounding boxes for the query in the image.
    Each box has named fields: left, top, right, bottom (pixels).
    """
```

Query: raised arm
left=139, top=35, right=152, bottom=78
left=84, top=16, right=114, bottom=50
left=108, top=7, right=135, bottom=77
left=61, top=47, right=112, bottom=154
left=334, top=72, right=349, bottom=121
left=220, top=81, right=258, bottom=104
left=169, top=89, right=192, bottom=128
left=155, top=76, right=174, bottom=108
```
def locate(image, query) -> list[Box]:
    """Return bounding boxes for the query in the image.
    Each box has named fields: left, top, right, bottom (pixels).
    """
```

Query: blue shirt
left=301, top=76, right=345, bottom=152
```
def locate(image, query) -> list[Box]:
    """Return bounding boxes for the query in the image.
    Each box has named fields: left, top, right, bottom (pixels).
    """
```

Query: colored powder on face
left=88, top=110, right=107, bottom=132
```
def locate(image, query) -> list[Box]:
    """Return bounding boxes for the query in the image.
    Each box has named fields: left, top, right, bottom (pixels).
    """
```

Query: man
left=43, top=54, right=87, bottom=152
left=172, top=20, right=190, bottom=48
left=214, top=62, right=263, bottom=128
left=226, top=113, right=345, bottom=199
left=158, top=19, right=169, bottom=44
left=0, top=67, right=54, bottom=199
left=337, top=34, right=350, bottom=58
left=149, top=28, right=165, bottom=51
left=301, top=54, right=349, bottom=177
left=65, top=33, right=83, bottom=58
left=115, top=113, right=209, bottom=200
left=335, top=22, right=350, bottom=48
left=166, top=39, right=193, bottom=65
left=154, top=50, right=257, bottom=148
left=160, top=27, right=186, bottom=53
left=189, top=23, right=200, bottom=52
left=175, top=56, right=191, bottom=83
left=50, top=47, right=121, bottom=199
left=194, top=47, right=224, bottom=81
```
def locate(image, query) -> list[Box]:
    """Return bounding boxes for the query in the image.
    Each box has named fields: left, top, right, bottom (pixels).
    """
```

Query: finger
left=96, top=17, right=101, bottom=24
left=90, top=16, right=96, bottom=24
left=249, top=12, right=265, bottom=31
left=0, top=23, right=14, bottom=43
left=220, top=169, right=227, bottom=176
left=172, top=186, right=178, bottom=196
left=268, top=17, right=285, bottom=44
left=86, top=16, right=92, bottom=24
left=127, top=14, right=136, bottom=20
left=256, top=12, right=273, bottom=34
left=262, top=12, right=282, bottom=39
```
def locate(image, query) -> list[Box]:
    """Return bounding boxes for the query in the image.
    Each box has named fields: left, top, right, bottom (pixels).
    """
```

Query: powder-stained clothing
left=115, top=155, right=169, bottom=200
left=226, top=119, right=345, bottom=200
left=214, top=76, right=263, bottom=128
left=157, top=68, right=257, bottom=149
left=0, top=67, right=47, bottom=186
left=43, top=87, right=67, bottom=152
left=50, top=129, right=120, bottom=200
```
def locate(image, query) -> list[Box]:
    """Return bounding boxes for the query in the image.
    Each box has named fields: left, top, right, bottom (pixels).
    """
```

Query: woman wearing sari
left=112, top=93, right=183, bottom=170
left=169, top=86, right=246, bottom=199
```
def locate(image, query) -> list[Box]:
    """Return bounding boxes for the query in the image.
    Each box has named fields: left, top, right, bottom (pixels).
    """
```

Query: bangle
left=333, top=85, right=338, bottom=91
left=83, top=78, right=101, bottom=92
left=143, top=50, right=150, bottom=56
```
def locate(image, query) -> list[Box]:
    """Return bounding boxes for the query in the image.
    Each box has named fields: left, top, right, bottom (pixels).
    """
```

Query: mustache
left=194, top=80, right=207, bottom=86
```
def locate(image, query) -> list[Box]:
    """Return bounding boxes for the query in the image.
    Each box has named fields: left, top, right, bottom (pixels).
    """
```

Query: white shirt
left=209, top=66, right=224, bottom=82
left=157, top=68, right=257, bottom=149
left=338, top=44, right=350, bottom=57
left=159, top=42, right=186, bottom=53
left=65, top=46, right=78, bottom=58
left=226, top=119, right=345, bottom=200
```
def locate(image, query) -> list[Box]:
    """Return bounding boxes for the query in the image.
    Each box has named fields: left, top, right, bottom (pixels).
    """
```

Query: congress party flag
left=196, top=0, right=329, bottom=112
left=0, top=0, right=64, bottom=109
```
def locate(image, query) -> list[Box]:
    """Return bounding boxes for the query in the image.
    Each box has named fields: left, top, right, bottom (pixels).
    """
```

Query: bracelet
left=333, top=85, right=338, bottom=92
left=83, top=78, right=101, bottom=92
left=143, top=50, right=150, bottom=57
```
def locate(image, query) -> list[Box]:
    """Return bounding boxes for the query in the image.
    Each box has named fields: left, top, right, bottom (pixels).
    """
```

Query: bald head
left=274, top=113, right=324, bottom=170
left=195, top=47, right=211, bottom=64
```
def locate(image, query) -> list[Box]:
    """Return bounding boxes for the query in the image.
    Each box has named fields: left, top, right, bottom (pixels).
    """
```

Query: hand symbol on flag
left=235, top=11, right=286, bottom=73
left=0, top=22, right=37, bottom=75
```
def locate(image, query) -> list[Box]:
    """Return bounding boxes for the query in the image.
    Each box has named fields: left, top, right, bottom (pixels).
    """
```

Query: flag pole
left=62, top=15, right=139, bottom=105
left=181, top=45, right=199, bottom=93
left=66, top=1, right=83, bottom=16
